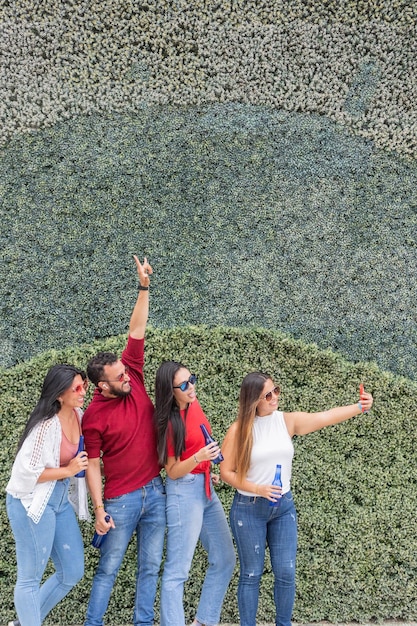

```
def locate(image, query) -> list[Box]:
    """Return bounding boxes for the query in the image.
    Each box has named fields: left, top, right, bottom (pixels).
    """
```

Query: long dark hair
left=154, top=360, right=188, bottom=465
left=16, top=364, right=86, bottom=453
left=235, top=371, right=272, bottom=478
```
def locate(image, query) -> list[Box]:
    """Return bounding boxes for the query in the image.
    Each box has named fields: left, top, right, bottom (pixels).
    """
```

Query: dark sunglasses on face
left=173, top=374, right=197, bottom=392
left=261, top=386, right=280, bottom=402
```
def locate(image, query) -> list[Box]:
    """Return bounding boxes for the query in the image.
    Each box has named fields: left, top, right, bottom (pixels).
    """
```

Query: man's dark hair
left=87, top=352, right=118, bottom=386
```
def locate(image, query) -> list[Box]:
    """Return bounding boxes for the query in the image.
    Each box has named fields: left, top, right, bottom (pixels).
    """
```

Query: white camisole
left=237, top=410, right=294, bottom=497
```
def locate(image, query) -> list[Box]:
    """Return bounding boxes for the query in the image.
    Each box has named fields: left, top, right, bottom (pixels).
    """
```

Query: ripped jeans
left=230, top=490, right=297, bottom=626
left=6, top=479, right=84, bottom=626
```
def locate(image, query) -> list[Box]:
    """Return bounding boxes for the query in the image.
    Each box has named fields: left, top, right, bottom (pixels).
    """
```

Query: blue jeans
left=160, top=473, right=236, bottom=626
left=85, top=476, right=166, bottom=626
left=230, top=490, right=298, bottom=626
left=6, top=479, right=84, bottom=626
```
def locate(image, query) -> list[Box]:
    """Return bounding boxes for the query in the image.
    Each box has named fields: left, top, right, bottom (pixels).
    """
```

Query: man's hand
left=133, top=255, right=153, bottom=288
left=130, top=255, right=152, bottom=338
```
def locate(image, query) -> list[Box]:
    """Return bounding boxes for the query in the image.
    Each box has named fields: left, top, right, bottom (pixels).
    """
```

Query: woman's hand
left=211, top=473, right=221, bottom=486
left=67, top=450, right=88, bottom=477
left=256, top=483, right=282, bottom=503
left=196, top=441, right=221, bottom=462
left=358, top=385, right=373, bottom=413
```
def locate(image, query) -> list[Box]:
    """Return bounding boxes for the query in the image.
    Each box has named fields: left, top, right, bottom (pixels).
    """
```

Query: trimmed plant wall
left=1, top=107, right=416, bottom=379
left=1, top=326, right=416, bottom=624
left=1, top=1, right=416, bottom=622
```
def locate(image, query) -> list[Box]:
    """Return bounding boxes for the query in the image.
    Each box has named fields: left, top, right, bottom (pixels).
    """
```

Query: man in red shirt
left=83, top=256, right=165, bottom=626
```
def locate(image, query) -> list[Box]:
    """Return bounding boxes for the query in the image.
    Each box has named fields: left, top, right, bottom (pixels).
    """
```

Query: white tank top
left=238, top=410, right=294, bottom=497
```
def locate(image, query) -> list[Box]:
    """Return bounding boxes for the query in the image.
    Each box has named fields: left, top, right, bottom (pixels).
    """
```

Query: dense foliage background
left=1, top=107, right=417, bottom=379
left=0, top=0, right=416, bottom=378
left=1, top=327, right=417, bottom=625
left=1, top=0, right=416, bottom=623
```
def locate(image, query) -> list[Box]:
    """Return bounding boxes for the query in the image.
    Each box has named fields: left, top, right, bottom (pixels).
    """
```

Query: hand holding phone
left=359, top=384, right=367, bottom=413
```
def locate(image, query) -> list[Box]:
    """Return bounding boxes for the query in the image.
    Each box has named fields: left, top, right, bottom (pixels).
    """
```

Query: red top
left=167, top=399, right=212, bottom=498
left=83, top=336, right=160, bottom=499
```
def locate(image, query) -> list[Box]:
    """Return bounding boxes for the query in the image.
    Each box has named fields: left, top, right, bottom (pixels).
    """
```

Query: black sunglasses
left=173, top=374, right=197, bottom=392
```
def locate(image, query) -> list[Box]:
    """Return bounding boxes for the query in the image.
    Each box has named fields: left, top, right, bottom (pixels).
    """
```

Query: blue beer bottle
left=200, top=424, right=224, bottom=464
left=74, top=435, right=86, bottom=478
left=91, top=515, right=111, bottom=549
left=270, top=464, right=282, bottom=507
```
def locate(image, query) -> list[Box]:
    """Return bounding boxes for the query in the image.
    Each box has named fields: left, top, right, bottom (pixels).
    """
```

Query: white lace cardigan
left=6, top=411, right=90, bottom=524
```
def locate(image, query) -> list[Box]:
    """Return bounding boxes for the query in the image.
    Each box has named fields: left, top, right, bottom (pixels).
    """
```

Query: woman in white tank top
left=220, top=371, right=373, bottom=626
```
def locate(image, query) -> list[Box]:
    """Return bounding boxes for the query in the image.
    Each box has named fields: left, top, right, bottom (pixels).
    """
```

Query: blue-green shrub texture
left=1, top=1, right=416, bottom=155
left=1, top=107, right=416, bottom=379
left=1, top=326, right=417, bottom=625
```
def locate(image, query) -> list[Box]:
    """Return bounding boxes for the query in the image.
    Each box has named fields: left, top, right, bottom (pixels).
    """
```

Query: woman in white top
left=6, top=364, right=90, bottom=626
left=220, top=371, right=373, bottom=626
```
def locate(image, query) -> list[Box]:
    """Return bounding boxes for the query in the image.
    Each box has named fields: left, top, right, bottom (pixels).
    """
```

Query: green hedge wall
left=1, top=107, right=416, bottom=380
left=1, top=326, right=416, bottom=624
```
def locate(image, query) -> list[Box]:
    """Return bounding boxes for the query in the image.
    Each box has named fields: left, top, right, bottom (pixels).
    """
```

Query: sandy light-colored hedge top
left=1, top=0, right=416, bottom=155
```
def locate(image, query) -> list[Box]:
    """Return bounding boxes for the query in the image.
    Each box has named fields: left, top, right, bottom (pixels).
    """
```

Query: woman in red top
left=155, top=361, right=235, bottom=626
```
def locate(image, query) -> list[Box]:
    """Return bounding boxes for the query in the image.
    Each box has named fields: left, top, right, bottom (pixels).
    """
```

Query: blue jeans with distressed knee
left=230, top=490, right=297, bottom=626
left=6, top=479, right=84, bottom=626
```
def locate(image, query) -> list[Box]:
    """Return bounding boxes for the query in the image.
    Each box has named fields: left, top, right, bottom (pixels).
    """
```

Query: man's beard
left=108, top=382, right=131, bottom=397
